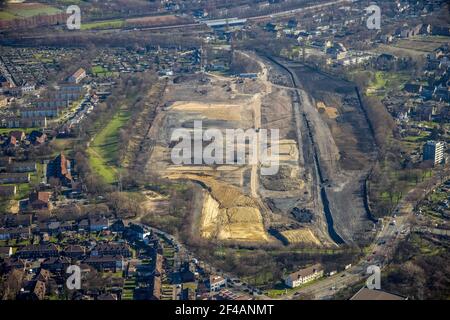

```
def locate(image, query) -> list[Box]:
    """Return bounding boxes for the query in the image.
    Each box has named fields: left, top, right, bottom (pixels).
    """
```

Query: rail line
left=265, top=55, right=345, bottom=245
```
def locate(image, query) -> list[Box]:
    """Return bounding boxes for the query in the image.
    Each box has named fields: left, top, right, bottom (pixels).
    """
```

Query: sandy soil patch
left=167, top=173, right=269, bottom=241
left=316, top=101, right=338, bottom=119
left=170, top=101, right=243, bottom=121
left=280, top=228, right=321, bottom=246
left=200, top=193, right=268, bottom=241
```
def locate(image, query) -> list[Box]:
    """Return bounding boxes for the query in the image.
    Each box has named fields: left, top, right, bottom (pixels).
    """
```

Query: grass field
left=0, top=11, right=17, bottom=20
left=122, top=278, right=136, bottom=300
left=91, top=65, right=117, bottom=77
left=366, top=71, right=410, bottom=97
left=1, top=3, right=61, bottom=20
left=87, top=108, right=130, bottom=184
left=393, top=36, right=450, bottom=53
left=81, top=19, right=125, bottom=30
left=402, top=131, right=430, bottom=143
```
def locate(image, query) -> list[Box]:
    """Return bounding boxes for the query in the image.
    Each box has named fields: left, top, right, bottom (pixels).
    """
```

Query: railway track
left=265, top=55, right=345, bottom=245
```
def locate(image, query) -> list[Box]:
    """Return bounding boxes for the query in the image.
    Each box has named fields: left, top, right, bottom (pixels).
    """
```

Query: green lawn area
left=380, top=191, right=402, bottom=204
left=393, top=36, right=450, bottom=53
left=81, top=19, right=125, bottom=30
left=0, top=11, right=16, bottom=20
left=91, top=66, right=105, bottom=74
left=0, top=128, right=39, bottom=135
left=91, top=66, right=117, bottom=78
left=87, top=108, right=130, bottom=184
left=50, top=138, right=77, bottom=157
left=16, top=183, right=30, bottom=200
left=265, top=277, right=323, bottom=298
left=0, top=163, right=45, bottom=201
left=163, top=247, right=175, bottom=259
left=409, top=233, right=445, bottom=256
left=402, top=131, right=430, bottom=143
left=122, top=291, right=134, bottom=300
left=372, top=157, right=435, bottom=212
left=103, top=271, right=123, bottom=278
left=33, top=54, right=53, bottom=63
left=123, top=278, right=136, bottom=300
left=4, top=4, right=61, bottom=18
left=367, top=71, right=410, bottom=97
left=243, top=270, right=274, bottom=287
left=430, top=190, right=448, bottom=203
left=183, top=282, right=197, bottom=290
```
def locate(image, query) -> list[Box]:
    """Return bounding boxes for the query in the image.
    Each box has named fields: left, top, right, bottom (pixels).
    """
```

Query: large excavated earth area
left=144, top=52, right=335, bottom=246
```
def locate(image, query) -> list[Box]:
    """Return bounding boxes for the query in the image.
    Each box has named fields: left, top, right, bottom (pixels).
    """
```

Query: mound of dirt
left=200, top=193, right=268, bottom=241
left=168, top=173, right=269, bottom=242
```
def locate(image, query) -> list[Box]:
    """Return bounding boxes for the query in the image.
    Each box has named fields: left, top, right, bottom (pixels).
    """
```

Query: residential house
left=41, top=256, right=71, bottom=272
left=404, top=83, right=422, bottom=94
left=8, top=161, right=37, bottom=173
left=126, top=223, right=151, bottom=242
left=18, top=269, right=54, bottom=300
left=28, top=131, right=47, bottom=145
left=20, top=280, right=47, bottom=300
left=35, top=99, right=69, bottom=109
left=89, top=217, right=109, bottom=232
left=2, top=257, right=26, bottom=272
left=284, top=263, right=324, bottom=288
left=20, top=106, right=60, bottom=118
left=110, top=219, right=125, bottom=233
left=55, top=83, right=83, bottom=100
left=17, top=244, right=59, bottom=259
left=0, top=185, right=17, bottom=198
left=91, top=242, right=131, bottom=258
left=60, top=221, right=75, bottom=232
left=0, top=173, right=30, bottom=184
left=1, top=116, right=47, bottom=128
left=47, top=153, right=73, bottom=186
left=9, top=130, right=26, bottom=142
left=83, top=255, right=124, bottom=272
left=68, top=68, right=86, bottom=84
left=64, top=245, right=86, bottom=258
left=0, top=157, right=12, bottom=170
left=77, top=219, right=89, bottom=232
left=0, top=227, right=30, bottom=240
left=2, top=214, right=32, bottom=228
left=0, top=246, right=13, bottom=258
left=28, top=191, right=52, bottom=211
left=209, top=275, right=226, bottom=292
left=47, top=221, right=61, bottom=235
left=5, top=134, right=19, bottom=146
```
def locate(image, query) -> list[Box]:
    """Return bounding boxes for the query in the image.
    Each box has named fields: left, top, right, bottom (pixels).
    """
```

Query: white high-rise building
left=423, top=140, right=444, bottom=166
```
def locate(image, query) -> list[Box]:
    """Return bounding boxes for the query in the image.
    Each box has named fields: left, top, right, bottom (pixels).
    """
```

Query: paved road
left=130, top=221, right=260, bottom=296
left=282, top=168, right=450, bottom=299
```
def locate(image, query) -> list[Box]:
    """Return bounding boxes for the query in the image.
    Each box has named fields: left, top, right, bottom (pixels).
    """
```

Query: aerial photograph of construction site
left=0, top=0, right=449, bottom=312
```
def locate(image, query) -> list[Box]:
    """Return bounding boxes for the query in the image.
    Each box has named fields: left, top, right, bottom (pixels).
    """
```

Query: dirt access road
left=237, top=51, right=272, bottom=199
